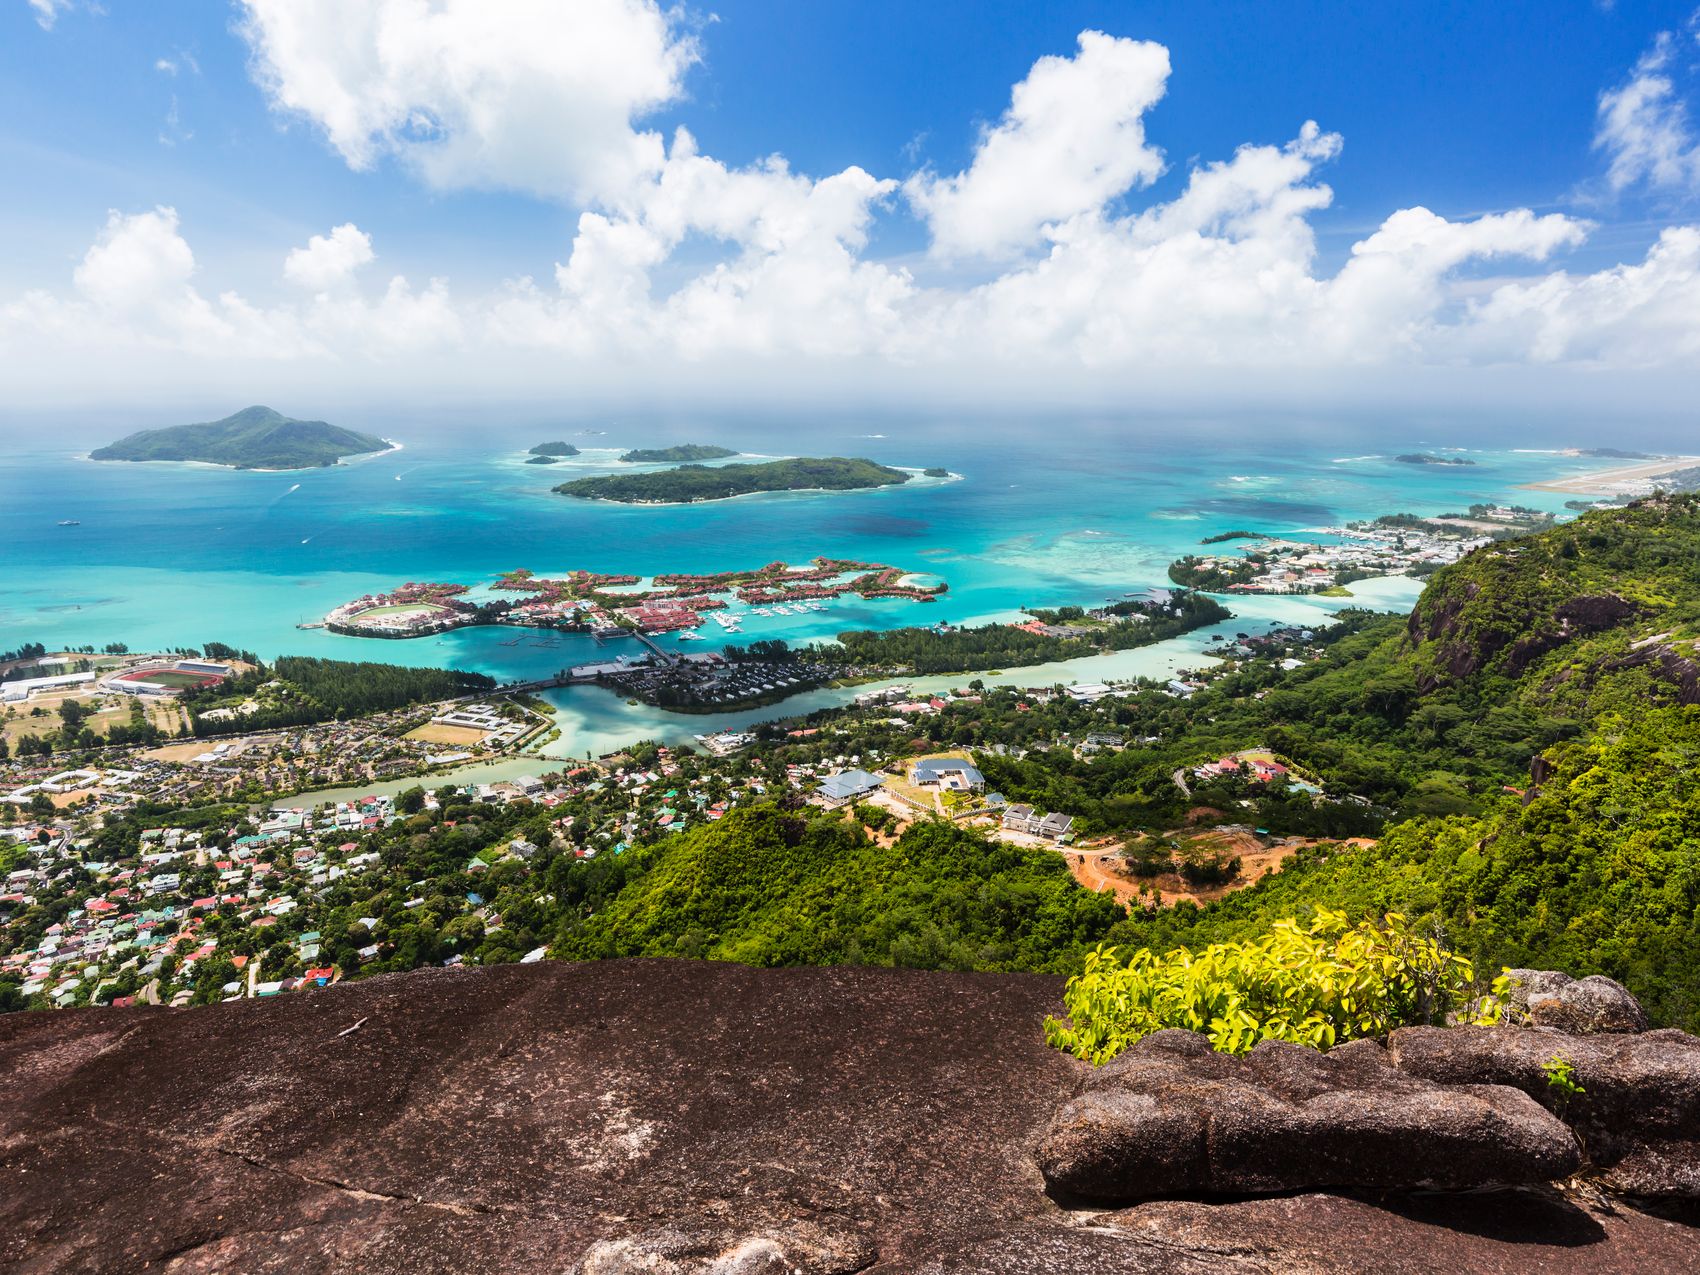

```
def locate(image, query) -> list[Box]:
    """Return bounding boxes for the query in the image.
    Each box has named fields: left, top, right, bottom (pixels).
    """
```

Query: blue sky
left=3, top=1, right=1700, bottom=412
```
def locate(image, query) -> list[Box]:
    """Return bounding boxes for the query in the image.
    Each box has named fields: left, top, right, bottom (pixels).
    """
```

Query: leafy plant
left=1543, top=1053, right=1585, bottom=1098
left=1044, top=910, right=1490, bottom=1062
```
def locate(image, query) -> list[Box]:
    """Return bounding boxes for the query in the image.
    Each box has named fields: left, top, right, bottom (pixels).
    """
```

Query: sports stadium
left=102, top=659, right=233, bottom=696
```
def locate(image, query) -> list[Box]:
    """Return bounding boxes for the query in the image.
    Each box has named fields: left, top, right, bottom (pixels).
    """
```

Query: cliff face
left=2, top=959, right=1695, bottom=1274
left=1399, top=495, right=1700, bottom=706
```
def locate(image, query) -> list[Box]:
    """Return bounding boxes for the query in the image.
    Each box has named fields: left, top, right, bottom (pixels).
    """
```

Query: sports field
left=111, top=668, right=221, bottom=689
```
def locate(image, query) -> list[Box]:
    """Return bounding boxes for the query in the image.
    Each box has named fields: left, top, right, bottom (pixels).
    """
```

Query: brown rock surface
left=1394, top=1026, right=1700, bottom=1149
left=1501, top=969, right=1652, bottom=1034
left=0, top=959, right=1695, bottom=1273
left=1038, top=1031, right=1578, bottom=1201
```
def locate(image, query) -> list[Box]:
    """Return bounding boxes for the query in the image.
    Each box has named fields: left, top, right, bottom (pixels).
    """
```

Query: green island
left=1394, top=452, right=1475, bottom=466
left=619, top=444, right=739, bottom=463
left=555, top=456, right=910, bottom=504
left=923, top=466, right=952, bottom=478
left=525, top=441, right=580, bottom=464
left=89, top=406, right=392, bottom=470
left=1200, top=528, right=1268, bottom=544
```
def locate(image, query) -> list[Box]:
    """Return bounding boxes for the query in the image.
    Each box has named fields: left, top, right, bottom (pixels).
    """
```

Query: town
left=1, top=618, right=1366, bottom=1013
left=1166, top=506, right=1555, bottom=595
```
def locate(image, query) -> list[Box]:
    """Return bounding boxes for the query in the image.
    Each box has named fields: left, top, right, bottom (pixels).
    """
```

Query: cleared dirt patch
left=404, top=723, right=488, bottom=746
left=1063, top=830, right=1378, bottom=909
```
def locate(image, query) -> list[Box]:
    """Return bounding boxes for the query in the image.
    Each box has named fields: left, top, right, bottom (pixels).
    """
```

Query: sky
left=3, top=0, right=1700, bottom=420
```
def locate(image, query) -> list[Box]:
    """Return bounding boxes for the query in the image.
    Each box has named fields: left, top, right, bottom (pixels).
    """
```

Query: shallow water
left=3, top=420, right=1596, bottom=763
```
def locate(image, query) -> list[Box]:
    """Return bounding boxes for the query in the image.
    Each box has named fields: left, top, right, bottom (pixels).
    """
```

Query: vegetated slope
left=1114, top=703, right=1700, bottom=1033
left=90, top=406, right=390, bottom=469
left=618, top=443, right=738, bottom=462
left=1110, top=494, right=1700, bottom=814
left=1401, top=493, right=1700, bottom=709
left=555, top=456, right=908, bottom=503
left=555, top=804, right=1123, bottom=972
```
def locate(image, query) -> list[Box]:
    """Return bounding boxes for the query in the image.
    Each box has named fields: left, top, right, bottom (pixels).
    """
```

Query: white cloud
left=27, top=0, right=73, bottom=31
left=8, top=25, right=1700, bottom=406
left=284, top=223, right=376, bottom=290
left=1594, top=27, right=1700, bottom=194
left=155, top=51, right=199, bottom=77
left=235, top=0, right=698, bottom=205
left=905, top=32, right=1171, bottom=259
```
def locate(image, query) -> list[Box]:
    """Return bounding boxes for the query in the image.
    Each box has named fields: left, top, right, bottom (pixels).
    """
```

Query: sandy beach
left=1521, top=455, right=1700, bottom=496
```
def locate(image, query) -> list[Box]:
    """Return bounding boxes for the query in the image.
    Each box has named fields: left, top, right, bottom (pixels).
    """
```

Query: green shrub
left=1044, top=910, right=1490, bottom=1062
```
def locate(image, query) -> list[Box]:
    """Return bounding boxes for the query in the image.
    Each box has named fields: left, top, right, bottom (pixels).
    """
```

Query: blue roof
left=818, top=769, right=884, bottom=800
left=911, top=758, right=984, bottom=786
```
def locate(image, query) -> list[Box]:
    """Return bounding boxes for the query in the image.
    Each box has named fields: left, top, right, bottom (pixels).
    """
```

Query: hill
left=90, top=406, right=391, bottom=470
left=555, top=456, right=909, bottom=503
left=556, top=805, right=1123, bottom=971
left=618, top=443, right=738, bottom=463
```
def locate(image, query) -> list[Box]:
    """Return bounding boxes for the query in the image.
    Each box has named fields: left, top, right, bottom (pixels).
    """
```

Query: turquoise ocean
left=0, top=417, right=1615, bottom=762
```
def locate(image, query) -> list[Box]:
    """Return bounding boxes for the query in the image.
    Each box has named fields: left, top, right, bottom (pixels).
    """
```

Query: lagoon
left=2, top=417, right=1605, bottom=764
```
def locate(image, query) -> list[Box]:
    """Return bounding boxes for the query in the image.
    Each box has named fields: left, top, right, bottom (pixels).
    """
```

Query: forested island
left=525, top=441, right=580, bottom=464
left=619, top=444, right=739, bottom=463
left=815, top=592, right=1231, bottom=675
left=90, top=406, right=391, bottom=470
left=1394, top=453, right=1475, bottom=466
left=555, top=456, right=910, bottom=504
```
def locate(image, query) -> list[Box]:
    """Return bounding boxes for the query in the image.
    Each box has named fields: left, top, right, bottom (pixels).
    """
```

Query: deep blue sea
left=0, top=416, right=1616, bottom=758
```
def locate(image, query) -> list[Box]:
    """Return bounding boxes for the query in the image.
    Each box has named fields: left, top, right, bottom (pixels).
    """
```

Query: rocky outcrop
left=1500, top=969, right=1651, bottom=1034
left=1037, top=1030, right=1578, bottom=1202
left=1390, top=1024, right=1700, bottom=1199
left=1, top=960, right=1696, bottom=1273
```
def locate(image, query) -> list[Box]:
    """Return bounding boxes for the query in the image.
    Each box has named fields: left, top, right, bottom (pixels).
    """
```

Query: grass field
left=404, top=723, right=489, bottom=745
left=115, top=669, right=217, bottom=689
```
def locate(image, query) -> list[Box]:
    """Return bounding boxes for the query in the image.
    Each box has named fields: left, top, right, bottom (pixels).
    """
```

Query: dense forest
left=618, top=444, right=738, bottom=462
left=555, top=456, right=909, bottom=503
left=818, top=592, right=1231, bottom=675
left=555, top=805, right=1122, bottom=971
left=185, top=655, right=495, bottom=733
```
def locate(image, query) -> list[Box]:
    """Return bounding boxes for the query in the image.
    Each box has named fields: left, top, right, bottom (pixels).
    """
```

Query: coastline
left=1520, top=455, right=1700, bottom=496
left=79, top=439, right=402, bottom=473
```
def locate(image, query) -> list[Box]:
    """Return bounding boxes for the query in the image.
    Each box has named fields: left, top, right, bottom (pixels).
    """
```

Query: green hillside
left=549, top=496, right=1700, bottom=1026
left=555, top=456, right=909, bottom=503
left=1117, top=704, right=1700, bottom=1031
left=554, top=805, right=1122, bottom=972
left=91, top=406, right=391, bottom=469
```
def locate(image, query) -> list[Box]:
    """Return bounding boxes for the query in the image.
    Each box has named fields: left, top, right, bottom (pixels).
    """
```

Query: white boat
left=677, top=632, right=705, bottom=641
